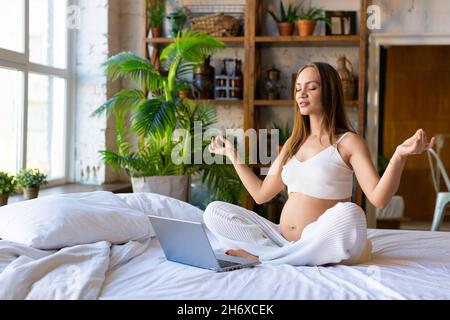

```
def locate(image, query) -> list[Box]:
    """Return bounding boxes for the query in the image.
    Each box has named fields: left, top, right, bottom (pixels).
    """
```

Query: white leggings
left=203, top=201, right=372, bottom=266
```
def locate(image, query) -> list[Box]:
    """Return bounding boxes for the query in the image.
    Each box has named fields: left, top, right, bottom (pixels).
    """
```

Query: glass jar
left=264, top=65, right=282, bottom=100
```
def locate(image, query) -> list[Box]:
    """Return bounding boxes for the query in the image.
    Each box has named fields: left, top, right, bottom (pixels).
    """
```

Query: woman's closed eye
left=296, top=86, right=318, bottom=93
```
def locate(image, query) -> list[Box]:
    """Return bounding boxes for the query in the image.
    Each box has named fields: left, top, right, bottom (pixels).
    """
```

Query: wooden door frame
left=366, top=33, right=450, bottom=228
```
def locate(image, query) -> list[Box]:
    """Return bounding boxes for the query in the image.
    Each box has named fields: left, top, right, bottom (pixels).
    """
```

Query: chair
left=427, top=147, right=450, bottom=231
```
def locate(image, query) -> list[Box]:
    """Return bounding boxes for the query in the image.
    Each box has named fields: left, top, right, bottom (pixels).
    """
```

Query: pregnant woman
left=204, top=62, right=435, bottom=266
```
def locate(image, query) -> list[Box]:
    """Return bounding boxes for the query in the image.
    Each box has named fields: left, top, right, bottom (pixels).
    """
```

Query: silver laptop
left=148, top=215, right=260, bottom=272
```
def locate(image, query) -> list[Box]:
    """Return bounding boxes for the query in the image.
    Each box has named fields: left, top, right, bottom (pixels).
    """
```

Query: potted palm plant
left=0, top=171, right=17, bottom=206
left=92, top=30, right=245, bottom=205
left=296, top=5, right=330, bottom=36
left=147, top=0, right=165, bottom=38
left=267, top=1, right=299, bottom=36
left=16, top=168, right=48, bottom=200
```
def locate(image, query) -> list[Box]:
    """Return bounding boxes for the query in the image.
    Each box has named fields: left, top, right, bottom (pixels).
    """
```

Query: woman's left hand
left=225, top=249, right=259, bottom=261
left=396, top=129, right=435, bottom=158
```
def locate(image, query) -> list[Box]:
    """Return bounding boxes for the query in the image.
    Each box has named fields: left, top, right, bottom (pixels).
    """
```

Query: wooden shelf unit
left=141, top=0, right=369, bottom=212
left=255, top=35, right=361, bottom=47
left=195, top=99, right=243, bottom=106
left=146, top=36, right=245, bottom=44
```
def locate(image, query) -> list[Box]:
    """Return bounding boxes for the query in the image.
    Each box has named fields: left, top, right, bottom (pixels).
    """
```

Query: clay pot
left=296, top=20, right=317, bottom=36
left=150, top=27, right=162, bottom=38
left=131, top=176, right=189, bottom=202
left=277, top=22, right=294, bottom=36
left=23, top=187, right=40, bottom=200
left=0, top=194, right=8, bottom=206
left=178, top=91, right=191, bottom=99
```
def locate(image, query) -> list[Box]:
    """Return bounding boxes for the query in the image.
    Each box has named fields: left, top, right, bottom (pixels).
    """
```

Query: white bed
left=1, top=192, right=449, bottom=300
left=98, top=228, right=450, bottom=300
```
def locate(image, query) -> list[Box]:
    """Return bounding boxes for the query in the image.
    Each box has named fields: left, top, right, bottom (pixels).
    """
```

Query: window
left=0, top=68, right=22, bottom=173
left=27, top=73, right=66, bottom=178
left=29, top=0, right=67, bottom=68
left=0, top=0, right=72, bottom=184
left=0, top=1, right=24, bottom=53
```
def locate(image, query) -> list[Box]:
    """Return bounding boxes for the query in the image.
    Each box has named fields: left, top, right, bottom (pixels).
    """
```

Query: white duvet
left=0, top=237, right=151, bottom=299
left=1, top=193, right=450, bottom=300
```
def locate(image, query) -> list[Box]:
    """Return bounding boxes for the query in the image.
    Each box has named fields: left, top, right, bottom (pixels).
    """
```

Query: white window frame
left=0, top=0, right=75, bottom=187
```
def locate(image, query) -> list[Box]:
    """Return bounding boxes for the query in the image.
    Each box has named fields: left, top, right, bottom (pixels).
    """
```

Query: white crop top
left=281, top=132, right=353, bottom=200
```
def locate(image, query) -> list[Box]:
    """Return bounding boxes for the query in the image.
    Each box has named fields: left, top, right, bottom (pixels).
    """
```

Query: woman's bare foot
left=226, top=249, right=259, bottom=261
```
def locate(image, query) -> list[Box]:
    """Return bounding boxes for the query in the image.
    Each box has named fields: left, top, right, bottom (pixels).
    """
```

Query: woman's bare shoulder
left=342, top=132, right=369, bottom=154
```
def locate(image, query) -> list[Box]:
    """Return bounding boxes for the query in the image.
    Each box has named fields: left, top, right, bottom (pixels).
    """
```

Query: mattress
left=99, top=228, right=450, bottom=300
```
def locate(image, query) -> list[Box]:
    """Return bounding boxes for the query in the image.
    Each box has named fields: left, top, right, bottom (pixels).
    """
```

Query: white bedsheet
left=1, top=228, right=450, bottom=300
left=99, top=229, right=450, bottom=300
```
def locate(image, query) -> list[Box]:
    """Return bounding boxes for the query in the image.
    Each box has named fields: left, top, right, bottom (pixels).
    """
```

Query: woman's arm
left=350, top=129, right=435, bottom=209
left=209, top=135, right=286, bottom=205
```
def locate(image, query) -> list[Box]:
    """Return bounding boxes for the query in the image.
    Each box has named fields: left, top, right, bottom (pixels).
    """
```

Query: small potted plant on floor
left=0, top=172, right=17, bottom=206
left=267, top=1, right=299, bottom=36
left=147, top=0, right=166, bottom=38
left=296, top=5, right=330, bottom=36
left=16, top=169, right=48, bottom=200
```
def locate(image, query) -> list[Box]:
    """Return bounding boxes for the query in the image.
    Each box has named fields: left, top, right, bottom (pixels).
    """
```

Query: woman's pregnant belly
left=279, top=193, right=351, bottom=242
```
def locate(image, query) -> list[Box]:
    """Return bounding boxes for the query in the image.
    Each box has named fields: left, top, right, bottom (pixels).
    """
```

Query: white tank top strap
left=335, top=132, right=351, bottom=145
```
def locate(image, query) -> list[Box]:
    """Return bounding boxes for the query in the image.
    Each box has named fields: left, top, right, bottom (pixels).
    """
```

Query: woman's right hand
left=208, top=135, right=235, bottom=158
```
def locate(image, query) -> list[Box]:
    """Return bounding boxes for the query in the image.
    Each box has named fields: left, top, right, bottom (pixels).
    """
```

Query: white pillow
left=0, top=191, right=152, bottom=250
left=117, top=193, right=204, bottom=233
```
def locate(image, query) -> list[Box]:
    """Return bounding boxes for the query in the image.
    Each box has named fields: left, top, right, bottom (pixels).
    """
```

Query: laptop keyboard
left=217, top=259, right=240, bottom=268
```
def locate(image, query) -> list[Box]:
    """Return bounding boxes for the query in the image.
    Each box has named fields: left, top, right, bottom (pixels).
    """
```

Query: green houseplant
left=267, top=1, right=299, bottom=36
left=296, top=4, right=330, bottom=36
left=147, top=0, right=166, bottom=37
left=16, top=168, right=48, bottom=200
left=273, top=122, right=291, bottom=150
left=0, top=171, right=17, bottom=206
left=92, top=30, right=245, bottom=205
left=378, top=154, right=389, bottom=176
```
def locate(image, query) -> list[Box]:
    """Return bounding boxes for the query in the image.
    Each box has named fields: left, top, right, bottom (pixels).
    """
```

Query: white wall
left=371, top=0, right=450, bottom=34
left=75, top=0, right=110, bottom=184
left=75, top=0, right=141, bottom=185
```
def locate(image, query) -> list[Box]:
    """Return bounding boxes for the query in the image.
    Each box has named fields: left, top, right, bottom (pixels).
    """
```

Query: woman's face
left=295, top=67, right=323, bottom=116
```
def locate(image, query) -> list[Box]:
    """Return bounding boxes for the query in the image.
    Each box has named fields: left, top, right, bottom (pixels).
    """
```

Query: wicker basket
left=189, top=12, right=241, bottom=37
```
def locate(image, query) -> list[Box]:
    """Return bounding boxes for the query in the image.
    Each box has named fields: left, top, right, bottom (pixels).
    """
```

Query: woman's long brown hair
left=280, top=62, right=356, bottom=167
